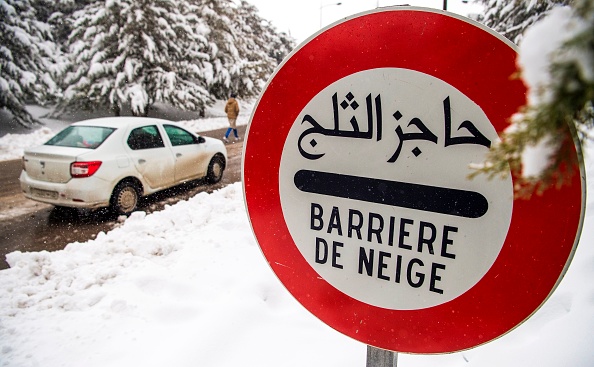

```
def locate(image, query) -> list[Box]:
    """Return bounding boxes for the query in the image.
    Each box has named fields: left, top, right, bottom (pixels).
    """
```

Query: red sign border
left=243, top=7, right=585, bottom=353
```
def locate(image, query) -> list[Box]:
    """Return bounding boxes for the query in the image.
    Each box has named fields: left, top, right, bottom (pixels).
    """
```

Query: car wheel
left=111, top=182, right=139, bottom=215
left=206, top=155, right=225, bottom=184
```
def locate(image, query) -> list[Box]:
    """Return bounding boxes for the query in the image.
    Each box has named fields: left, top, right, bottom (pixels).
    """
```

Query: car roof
left=71, top=117, right=180, bottom=129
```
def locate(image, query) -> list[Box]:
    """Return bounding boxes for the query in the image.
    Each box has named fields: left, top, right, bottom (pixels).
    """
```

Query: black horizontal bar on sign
left=293, top=169, right=488, bottom=219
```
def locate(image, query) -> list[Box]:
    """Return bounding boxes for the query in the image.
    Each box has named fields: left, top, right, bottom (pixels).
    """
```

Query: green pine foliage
left=474, top=0, right=593, bottom=196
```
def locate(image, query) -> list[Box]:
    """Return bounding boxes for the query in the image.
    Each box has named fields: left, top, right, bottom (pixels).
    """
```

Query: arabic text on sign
left=297, top=93, right=492, bottom=162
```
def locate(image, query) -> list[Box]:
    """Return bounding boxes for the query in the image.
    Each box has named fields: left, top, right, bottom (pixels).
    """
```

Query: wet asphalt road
left=0, top=126, right=246, bottom=270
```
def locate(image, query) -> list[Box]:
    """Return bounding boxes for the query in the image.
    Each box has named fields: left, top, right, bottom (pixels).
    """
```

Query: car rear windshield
left=45, top=126, right=116, bottom=149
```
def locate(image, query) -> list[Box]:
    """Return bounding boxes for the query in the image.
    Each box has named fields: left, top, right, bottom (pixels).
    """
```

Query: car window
left=45, top=126, right=115, bottom=149
left=164, top=124, right=197, bottom=146
left=127, top=125, right=165, bottom=150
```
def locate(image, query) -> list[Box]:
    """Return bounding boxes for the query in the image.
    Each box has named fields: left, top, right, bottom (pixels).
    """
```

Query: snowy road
left=0, top=126, right=245, bottom=269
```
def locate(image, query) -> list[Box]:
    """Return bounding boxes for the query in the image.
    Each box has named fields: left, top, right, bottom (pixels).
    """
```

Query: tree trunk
left=113, top=104, right=121, bottom=117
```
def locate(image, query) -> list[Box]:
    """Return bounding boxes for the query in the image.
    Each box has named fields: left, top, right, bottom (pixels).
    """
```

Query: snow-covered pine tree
left=0, top=0, right=60, bottom=127
left=477, top=0, right=569, bottom=45
left=230, top=0, right=294, bottom=97
left=31, top=0, right=95, bottom=48
left=6, top=0, right=295, bottom=121
left=190, top=0, right=294, bottom=100
left=62, top=0, right=213, bottom=117
left=266, top=25, right=294, bottom=65
left=473, top=0, right=594, bottom=195
left=192, top=0, right=244, bottom=100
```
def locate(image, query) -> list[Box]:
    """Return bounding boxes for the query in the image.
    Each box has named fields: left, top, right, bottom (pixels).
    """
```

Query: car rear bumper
left=19, top=171, right=112, bottom=209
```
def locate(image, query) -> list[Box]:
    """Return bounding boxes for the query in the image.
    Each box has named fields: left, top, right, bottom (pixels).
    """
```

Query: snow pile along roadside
left=0, top=183, right=364, bottom=367
left=0, top=127, right=55, bottom=161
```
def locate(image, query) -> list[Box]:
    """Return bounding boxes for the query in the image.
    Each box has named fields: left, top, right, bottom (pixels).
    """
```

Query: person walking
left=224, top=93, right=240, bottom=142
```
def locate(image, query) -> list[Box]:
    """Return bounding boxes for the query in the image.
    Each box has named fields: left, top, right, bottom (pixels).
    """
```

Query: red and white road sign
left=242, top=7, right=585, bottom=354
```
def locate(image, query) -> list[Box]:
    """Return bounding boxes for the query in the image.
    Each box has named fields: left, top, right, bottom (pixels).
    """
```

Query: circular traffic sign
left=243, top=7, right=585, bottom=353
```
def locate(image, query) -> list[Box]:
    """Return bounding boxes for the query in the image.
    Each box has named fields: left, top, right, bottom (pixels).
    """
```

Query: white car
left=20, top=117, right=227, bottom=215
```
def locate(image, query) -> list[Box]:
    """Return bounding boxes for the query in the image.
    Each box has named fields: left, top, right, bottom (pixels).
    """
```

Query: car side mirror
left=197, top=136, right=206, bottom=144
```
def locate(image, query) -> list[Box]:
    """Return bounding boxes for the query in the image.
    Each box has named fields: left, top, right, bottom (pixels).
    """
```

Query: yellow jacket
left=224, top=98, right=240, bottom=119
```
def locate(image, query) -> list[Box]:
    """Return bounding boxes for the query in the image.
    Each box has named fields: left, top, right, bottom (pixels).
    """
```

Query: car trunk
left=23, top=146, right=88, bottom=184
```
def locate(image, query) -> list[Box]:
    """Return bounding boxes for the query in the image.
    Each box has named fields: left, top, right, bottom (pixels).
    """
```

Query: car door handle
left=138, top=159, right=146, bottom=164
left=176, top=153, right=182, bottom=158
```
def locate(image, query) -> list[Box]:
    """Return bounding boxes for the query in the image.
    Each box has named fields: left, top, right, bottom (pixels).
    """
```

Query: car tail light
left=71, top=161, right=102, bottom=178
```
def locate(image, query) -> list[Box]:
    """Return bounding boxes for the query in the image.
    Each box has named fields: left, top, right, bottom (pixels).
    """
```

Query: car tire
left=206, top=155, right=225, bottom=184
left=111, top=181, right=140, bottom=215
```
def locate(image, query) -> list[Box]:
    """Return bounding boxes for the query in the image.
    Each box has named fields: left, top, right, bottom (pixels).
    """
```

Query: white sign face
left=279, top=68, right=513, bottom=310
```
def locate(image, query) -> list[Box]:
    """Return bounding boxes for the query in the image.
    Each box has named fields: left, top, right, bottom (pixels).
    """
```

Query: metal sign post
left=366, top=346, right=398, bottom=367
